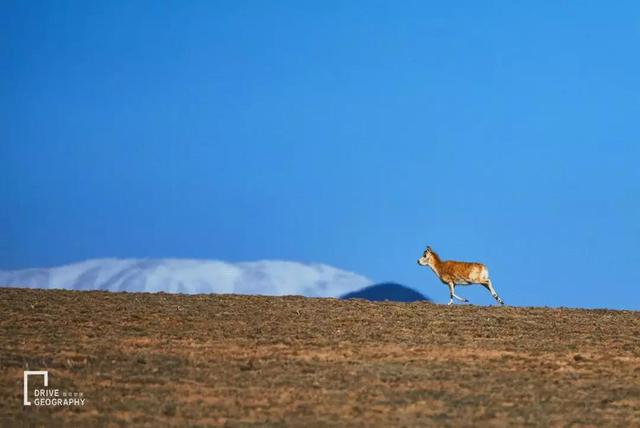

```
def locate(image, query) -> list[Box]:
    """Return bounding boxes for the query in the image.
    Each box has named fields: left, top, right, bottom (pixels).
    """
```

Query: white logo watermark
left=23, top=371, right=86, bottom=407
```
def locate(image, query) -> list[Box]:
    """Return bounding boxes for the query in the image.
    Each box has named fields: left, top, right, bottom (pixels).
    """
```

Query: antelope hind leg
left=482, top=280, right=504, bottom=305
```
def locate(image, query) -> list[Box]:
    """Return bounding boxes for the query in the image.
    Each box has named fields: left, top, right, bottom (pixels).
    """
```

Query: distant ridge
left=0, top=259, right=372, bottom=297
left=341, top=282, right=431, bottom=303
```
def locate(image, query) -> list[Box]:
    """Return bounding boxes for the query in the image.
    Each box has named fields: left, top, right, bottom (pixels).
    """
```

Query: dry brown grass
left=1, top=288, right=639, bottom=426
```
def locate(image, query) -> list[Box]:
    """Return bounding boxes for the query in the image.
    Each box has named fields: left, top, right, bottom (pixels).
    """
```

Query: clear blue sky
left=2, top=1, right=639, bottom=308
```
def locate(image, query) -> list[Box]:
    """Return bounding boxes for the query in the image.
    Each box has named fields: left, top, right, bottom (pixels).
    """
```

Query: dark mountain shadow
left=341, top=282, right=431, bottom=303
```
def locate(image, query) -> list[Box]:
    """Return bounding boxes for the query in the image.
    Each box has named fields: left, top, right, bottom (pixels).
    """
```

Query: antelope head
left=417, top=246, right=435, bottom=267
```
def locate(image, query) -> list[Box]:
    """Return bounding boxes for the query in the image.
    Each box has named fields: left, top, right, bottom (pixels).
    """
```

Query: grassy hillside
left=1, top=288, right=639, bottom=426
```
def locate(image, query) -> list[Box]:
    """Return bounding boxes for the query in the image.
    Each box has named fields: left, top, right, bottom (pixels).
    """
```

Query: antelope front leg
left=447, top=283, right=468, bottom=305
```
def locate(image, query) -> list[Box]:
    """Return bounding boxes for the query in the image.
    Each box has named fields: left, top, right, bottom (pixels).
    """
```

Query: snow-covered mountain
left=0, top=259, right=373, bottom=297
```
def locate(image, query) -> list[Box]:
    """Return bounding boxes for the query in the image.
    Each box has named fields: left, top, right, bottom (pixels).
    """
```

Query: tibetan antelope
left=417, top=246, right=504, bottom=306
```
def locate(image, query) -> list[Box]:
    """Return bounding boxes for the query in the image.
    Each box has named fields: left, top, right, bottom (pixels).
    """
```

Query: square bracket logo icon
left=24, top=371, right=48, bottom=406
